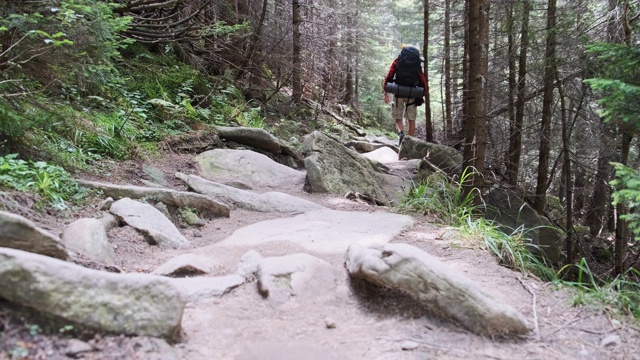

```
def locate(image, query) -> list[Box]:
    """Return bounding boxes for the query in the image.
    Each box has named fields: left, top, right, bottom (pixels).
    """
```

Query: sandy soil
left=2, top=150, right=640, bottom=360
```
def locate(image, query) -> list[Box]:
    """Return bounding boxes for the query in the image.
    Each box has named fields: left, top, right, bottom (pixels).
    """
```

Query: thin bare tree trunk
left=506, top=0, right=530, bottom=185
left=534, top=0, right=557, bottom=214
left=443, top=0, right=452, bottom=140
left=292, top=0, right=302, bottom=103
left=423, top=0, right=433, bottom=142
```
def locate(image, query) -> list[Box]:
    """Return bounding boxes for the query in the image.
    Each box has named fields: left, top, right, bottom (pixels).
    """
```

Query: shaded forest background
left=2, top=0, right=640, bottom=301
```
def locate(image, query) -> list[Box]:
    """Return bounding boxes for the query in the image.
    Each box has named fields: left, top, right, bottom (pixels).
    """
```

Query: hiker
left=383, top=44, right=428, bottom=144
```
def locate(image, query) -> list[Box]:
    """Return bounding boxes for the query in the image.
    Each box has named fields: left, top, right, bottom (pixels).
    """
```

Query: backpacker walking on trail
left=383, top=44, right=428, bottom=145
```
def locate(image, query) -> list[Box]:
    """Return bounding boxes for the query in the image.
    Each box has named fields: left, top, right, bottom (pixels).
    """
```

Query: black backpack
left=394, top=46, right=421, bottom=87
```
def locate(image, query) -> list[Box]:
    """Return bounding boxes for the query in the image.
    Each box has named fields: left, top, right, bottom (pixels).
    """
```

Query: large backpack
left=394, top=46, right=421, bottom=87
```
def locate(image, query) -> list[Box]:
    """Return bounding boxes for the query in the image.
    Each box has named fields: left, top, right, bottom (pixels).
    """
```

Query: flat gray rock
left=216, top=208, right=414, bottom=254
left=176, top=173, right=324, bottom=213
left=0, top=248, right=185, bottom=340
left=79, top=180, right=230, bottom=218
left=169, top=275, right=245, bottom=303
left=152, top=254, right=220, bottom=277
left=110, top=198, right=189, bottom=249
left=345, top=243, right=530, bottom=337
left=257, top=253, right=341, bottom=307
left=61, top=218, right=117, bottom=267
left=361, top=146, right=400, bottom=164
left=0, top=210, right=68, bottom=260
left=196, top=149, right=305, bottom=189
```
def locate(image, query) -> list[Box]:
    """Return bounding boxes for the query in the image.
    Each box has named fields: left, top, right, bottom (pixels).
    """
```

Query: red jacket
left=383, top=59, right=428, bottom=97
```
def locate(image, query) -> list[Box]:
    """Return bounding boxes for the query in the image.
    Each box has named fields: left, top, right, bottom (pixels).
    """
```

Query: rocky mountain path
left=2, top=131, right=639, bottom=360
left=93, top=145, right=637, bottom=360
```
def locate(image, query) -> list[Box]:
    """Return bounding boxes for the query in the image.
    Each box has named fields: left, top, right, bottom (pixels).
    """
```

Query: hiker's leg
left=392, top=96, right=404, bottom=133
left=395, top=119, right=404, bottom=133
left=408, top=120, right=416, bottom=136
left=406, top=103, right=417, bottom=136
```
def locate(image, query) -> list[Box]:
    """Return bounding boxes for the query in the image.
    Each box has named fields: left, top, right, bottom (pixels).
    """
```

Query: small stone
left=401, top=341, right=419, bottom=351
left=600, top=334, right=621, bottom=348
left=98, top=197, right=114, bottom=211
left=65, top=339, right=95, bottom=357
left=324, top=317, right=337, bottom=329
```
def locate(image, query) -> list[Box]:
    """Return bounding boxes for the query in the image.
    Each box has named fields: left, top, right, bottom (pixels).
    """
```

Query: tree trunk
left=465, top=0, right=490, bottom=196
left=557, top=71, right=574, bottom=265
left=534, top=0, right=557, bottom=214
left=615, top=131, right=632, bottom=275
left=235, top=0, right=268, bottom=81
left=443, top=0, right=452, bottom=140
left=507, top=0, right=529, bottom=186
left=461, top=0, right=472, bottom=165
left=292, top=0, right=302, bottom=103
left=585, top=154, right=610, bottom=236
left=423, top=0, right=433, bottom=142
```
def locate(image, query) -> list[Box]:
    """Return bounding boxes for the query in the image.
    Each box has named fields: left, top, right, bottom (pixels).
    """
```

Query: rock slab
left=61, top=218, right=117, bottom=267
left=0, top=248, right=185, bottom=340
left=0, top=210, right=68, bottom=260
left=196, top=149, right=305, bottom=189
left=176, top=173, right=324, bottom=213
left=110, top=198, right=189, bottom=249
left=216, top=208, right=414, bottom=254
left=345, top=243, right=530, bottom=337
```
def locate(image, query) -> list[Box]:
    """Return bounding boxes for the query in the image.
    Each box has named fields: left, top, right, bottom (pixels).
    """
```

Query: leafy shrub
left=0, top=154, right=81, bottom=209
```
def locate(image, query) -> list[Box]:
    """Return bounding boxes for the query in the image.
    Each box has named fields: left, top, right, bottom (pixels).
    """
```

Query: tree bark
left=534, top=0, right=557, bottom=214
left=443, top=0, right=452, bottom=140
left=423, top=0, right=433, bottom=142
left=506, top=0, right=529, bottom=186
left=465, top=0, right=490, bottom=196
left=292, top=0, right=302, bottom=103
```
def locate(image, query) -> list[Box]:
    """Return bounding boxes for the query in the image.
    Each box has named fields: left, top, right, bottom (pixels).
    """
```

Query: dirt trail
left=5, top=151, right=638, bottom=360
left=87, top=151, right=637, bottom=360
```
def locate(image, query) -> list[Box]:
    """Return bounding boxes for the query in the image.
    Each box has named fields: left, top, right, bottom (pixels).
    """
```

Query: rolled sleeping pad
left=384, top=83, right=424, bottom=98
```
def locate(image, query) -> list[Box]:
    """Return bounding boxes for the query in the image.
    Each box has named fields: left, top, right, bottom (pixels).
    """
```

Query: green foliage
left=559, top=258, right=640, bottom=319
left=399, top=167, right=555, bottom=280
left=399, top=168, right=476, bottom=226
left=585, top=43, right=640, bottom=127
left=610, top=162, right=640, bottom=236
left=0, top=154, right=81, bottom=209
left=472, top=219, right=556, bottom=281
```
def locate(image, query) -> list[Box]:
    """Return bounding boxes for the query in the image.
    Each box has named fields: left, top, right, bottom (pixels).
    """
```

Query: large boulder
left=345, top=243, right=530, bottom=337
left=0, top=210, right=68, bottom=260
left=196, top=149, right=306, bottom=190
left=302, top=131, right=392, bottom=203
left=61, top=218, right=117, bottom=267
left=0, top=248, right=185, bottom=340
left=216, top=126, right=302, bottom=162
left=175, top=173, right=324, bottom=213
left=110, top=198, right=189, bottom=249
left=398, top=136, right=462, bottom=176
left=217, top=126, right=283, bottom=154
left=483, top=187, right=563, bottom=263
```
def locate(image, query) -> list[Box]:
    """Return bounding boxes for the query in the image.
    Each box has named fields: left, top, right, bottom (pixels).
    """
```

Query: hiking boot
left=398, top=131, right=405, bottom=145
